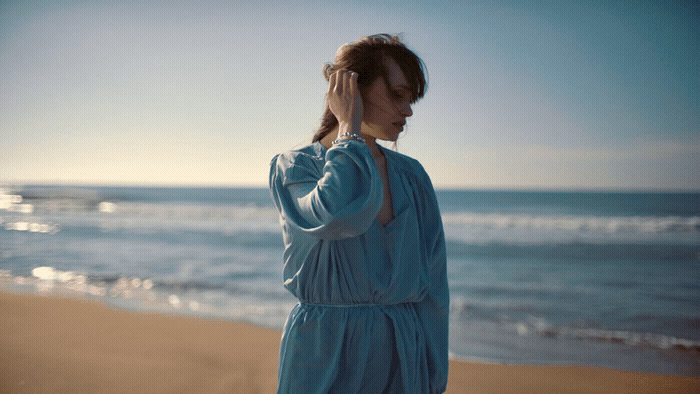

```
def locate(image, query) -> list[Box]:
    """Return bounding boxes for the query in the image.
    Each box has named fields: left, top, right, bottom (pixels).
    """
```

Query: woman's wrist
left=333, top=121, right=365, bottom=144
left=337, top=119, right=361, bottom=134
left=332, top=132, right=366, bottom=144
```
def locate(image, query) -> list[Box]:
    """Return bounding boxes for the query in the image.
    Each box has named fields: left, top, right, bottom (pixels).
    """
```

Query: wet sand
left=1, top=291, right=697, bottom=393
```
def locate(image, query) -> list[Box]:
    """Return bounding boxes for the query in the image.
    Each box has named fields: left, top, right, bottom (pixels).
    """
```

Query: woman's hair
left=312, top=34, right=427, bottom=143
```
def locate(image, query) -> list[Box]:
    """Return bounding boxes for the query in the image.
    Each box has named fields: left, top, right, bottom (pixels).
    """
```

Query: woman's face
left=360, top=58, right=413, bottom=142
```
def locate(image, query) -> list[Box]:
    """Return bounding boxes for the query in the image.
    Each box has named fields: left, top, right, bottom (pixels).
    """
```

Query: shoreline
left=1, top=291, right=698, bottom=393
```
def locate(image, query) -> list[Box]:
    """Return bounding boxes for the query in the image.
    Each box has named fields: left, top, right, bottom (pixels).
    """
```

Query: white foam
left=3, top=221, right=59, bottom=233
left=32, top=266, right=57, bottom=281
left=550, top=326, right=700, bottom=351
left=442, top=213, right=700, bottom=234
left=98, top=201, right=116, bottom=213
left=442, top=212, right=700, bottom=245
left=168, top=294, right=181, bottom=308
left=94, top=202, right=281, bottom=234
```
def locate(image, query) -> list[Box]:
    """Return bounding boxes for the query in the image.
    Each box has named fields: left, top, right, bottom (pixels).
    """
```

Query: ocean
left=1, top=185, right=698, bottom=376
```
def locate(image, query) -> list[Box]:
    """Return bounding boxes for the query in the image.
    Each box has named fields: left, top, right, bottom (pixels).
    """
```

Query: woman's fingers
left=326, top=69, right=362, bottom=126
left=342, top=70, right=353, bottom=94
left=327, top=70, right=338, bottom=95
left=330, top=70, right=354, bottom=92
left=349, top=71, right=359, bottom=95
left=328, top=69, right=354, bottom=98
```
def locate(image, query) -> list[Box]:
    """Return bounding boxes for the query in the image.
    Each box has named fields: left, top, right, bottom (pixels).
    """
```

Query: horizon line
left=3, top=181, right=699, bottom=194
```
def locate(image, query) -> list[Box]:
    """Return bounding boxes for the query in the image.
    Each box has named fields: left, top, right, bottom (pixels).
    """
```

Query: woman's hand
left=327, top=69, right=363, bottom=134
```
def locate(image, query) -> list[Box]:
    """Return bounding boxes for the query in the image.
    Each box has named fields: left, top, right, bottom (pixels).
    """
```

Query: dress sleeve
left=414, top=169, right=450, bottom=393
left=269, top=140, right=383, bottom=240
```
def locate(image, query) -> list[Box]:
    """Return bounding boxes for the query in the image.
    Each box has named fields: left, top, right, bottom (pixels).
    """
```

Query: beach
left=1, top=292, right=697, bottom=393
left=2, top=186, right=699, bottom=375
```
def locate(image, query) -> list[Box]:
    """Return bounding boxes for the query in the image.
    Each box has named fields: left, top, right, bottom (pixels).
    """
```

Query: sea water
left=1, top=185, right=698, bottom=376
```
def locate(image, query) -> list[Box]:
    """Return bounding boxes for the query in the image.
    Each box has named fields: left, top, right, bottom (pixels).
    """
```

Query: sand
left=1, top=291, right=697, bottom=393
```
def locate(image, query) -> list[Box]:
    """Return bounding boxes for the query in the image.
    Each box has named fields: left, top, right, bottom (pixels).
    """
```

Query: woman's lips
left=393, top=121, right=406, bottom=130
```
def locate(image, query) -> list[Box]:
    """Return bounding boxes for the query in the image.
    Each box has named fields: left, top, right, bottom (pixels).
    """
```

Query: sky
left=1, top=0, right=698, bottom=190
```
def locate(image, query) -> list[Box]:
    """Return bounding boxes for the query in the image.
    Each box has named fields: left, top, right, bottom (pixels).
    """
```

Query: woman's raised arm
left=269, top=140, right=382, bottom=239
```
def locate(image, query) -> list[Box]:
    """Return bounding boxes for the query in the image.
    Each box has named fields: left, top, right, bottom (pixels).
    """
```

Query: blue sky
left=1, top=0, right=698, bottom=190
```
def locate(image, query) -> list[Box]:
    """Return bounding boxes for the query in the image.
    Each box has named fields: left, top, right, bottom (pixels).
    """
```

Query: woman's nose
left=401, top=103, right=413, bottom=118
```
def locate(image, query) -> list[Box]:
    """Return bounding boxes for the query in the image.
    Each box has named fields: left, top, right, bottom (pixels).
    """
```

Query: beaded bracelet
left=332, top=132, right=366, bottom=144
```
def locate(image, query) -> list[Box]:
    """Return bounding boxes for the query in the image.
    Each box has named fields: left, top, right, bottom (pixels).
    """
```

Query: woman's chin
left=375, top=136, right=399, bottom=143
left=377, top=130, right=401, bottom=142
left=385, top=132, right=401, bottom=142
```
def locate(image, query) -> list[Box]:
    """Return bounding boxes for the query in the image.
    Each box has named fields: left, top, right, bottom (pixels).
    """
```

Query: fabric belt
left=299, top=301, right=415, bottom=308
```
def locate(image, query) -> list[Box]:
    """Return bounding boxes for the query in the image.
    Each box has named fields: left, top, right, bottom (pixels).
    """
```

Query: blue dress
left=269, top=140, right=449, bottom=393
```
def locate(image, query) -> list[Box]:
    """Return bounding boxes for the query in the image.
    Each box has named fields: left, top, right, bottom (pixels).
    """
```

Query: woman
left=269, top=34, right=449, bottom=393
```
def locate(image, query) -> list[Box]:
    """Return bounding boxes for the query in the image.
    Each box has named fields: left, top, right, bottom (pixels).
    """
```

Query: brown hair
left=312, top=34, right=427, bottom=143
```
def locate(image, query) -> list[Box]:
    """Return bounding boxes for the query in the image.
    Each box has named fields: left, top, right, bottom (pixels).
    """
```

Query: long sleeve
left=269, top=140, right=383, bottom=240
left=414, top=170, right=450, bottom=393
